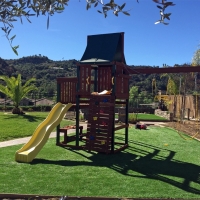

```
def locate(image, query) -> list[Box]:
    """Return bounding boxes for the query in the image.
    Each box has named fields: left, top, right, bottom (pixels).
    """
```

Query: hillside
left=3, top=55, right=195, bottom=98
left=0, top=58, right=16, bottom=76
left=2, top=55, right=77, bottom=97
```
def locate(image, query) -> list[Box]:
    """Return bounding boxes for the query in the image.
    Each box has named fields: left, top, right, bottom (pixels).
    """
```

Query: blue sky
left=1, top=0, right=200, bottom=67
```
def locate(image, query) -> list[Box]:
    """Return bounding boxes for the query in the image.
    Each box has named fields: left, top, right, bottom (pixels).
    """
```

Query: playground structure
left=56, top=32, right=200, bottom=154
left=15, top=32, right=200, bottom=163
left=56, top=33, right=130, bottom=153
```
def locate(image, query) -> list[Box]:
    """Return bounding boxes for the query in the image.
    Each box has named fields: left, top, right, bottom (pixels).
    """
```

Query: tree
left=192, top=49, right=200, bottom=66
left=161, top=73, right=178, bottom=95
left=191, top=48, right=200, bottom=92
left=1, top=0, right=175, bottom=55
left=0, top=74, right=37, bottom=114
left=129, top=86, right=139, bottom=107
left=160, top=73, right=178, bottom=113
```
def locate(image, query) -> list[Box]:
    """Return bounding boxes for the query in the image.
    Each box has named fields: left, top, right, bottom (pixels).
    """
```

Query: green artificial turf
left=0, top=112, right=74, bottom=141
left=0, top=126, right=200, bottom=198
left=134, top=113, right=168, bottom=121
left=115, top=113, right=168, bottom=121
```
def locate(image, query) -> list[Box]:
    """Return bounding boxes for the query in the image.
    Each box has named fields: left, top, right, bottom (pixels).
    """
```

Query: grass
left=115, top=113, right=168, bottom=121
left=0, top=112, right=74, bottom=142
left=0, top=112, right=166, bottom=142
left=0, top=126, right=200, bottom=198
left=134, top=113, right=168, bottom=121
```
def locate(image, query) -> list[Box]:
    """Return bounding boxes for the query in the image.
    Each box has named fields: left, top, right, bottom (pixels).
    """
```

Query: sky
left=1, top=0, right=200, bottom=67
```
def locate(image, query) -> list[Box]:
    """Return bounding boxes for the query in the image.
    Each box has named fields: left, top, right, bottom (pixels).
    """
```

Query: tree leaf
left=13, top=45, right=19, bottom=49
left=153, top=0, right=160, bottom=3
left=114, top=11, right=118, bottom=16
left=10, top=35, right=16, bottom=41
left=27, top=0, right=30, bottom=7
left=7, top=29, right=11, bottom=36
left=47, top=15, right=49, bottom=29
left=157, top=5, right=163, bottom=9
left=86, top=3, right=91, bottom=10
left=20, top=16, right=23, bottom=24
left=94, top=2, right=98, bottom=7
left=122, top=11, right=130, bottom=16
left=26, top=17, right=32, bottom=23
left=165, top=16, right=170, bottom=20
left=104, top=3, right=111, bottom=7
left=12, top=47, right=18, bottom=56
left=37, top=9, right=39, bottom=17
left=97, top=10, right=102, bottom=13
left=120, top=3, right=126, bottom=10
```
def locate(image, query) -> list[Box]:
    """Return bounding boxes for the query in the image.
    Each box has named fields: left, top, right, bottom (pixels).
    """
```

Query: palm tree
left=0, top=74, right=37, bottom=114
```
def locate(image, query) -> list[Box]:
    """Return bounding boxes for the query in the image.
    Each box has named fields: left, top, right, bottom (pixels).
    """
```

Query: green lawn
left=0, top=112, right=74, bottom=142
left=0, top=112, right=167, bottom=142
left=115, top=113, right=168, bottom=121
left=130, top=113, right=168, bottom=121
left=0, top=125, right=200, bottom=198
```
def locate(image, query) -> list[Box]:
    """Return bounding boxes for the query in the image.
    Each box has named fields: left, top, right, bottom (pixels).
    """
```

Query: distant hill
left=0, top=57, right=16, bottom=76
left=1, top=55, right=77, bottom=97
left=0, top=55, right=177, bottom=98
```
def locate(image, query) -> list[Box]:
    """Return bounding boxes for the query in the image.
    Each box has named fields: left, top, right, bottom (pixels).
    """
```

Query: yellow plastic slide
left=15, top=102, right=72, bottom=163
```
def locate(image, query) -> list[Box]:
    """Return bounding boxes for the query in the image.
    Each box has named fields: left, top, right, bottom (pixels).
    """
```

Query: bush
left=0, top=105, right=53, bottom=112
left=129, top=113, right=138, bottom=123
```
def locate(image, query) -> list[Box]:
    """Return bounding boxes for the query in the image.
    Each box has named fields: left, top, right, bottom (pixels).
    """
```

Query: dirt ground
left=163, top=120, right=200, bottom=141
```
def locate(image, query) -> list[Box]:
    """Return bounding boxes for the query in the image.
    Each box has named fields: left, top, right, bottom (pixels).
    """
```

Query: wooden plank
left=86, top=127, right=112, bottom=133
left=57, top=77, right=78, bottom=83
left=115, top=94, right=129, bottom=99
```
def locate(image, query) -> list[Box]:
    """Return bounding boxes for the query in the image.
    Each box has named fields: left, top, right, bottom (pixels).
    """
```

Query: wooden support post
left=94, top=67, right=98, bottom=92
left=76, top=65, right=80, bottom=147
left=111, top=64, right=116, bottom=153
left=125, top=98, right=129, bottom=145
left=56, top=83, right=61, bottom=145
left=125, top=78, right=130, bottom=145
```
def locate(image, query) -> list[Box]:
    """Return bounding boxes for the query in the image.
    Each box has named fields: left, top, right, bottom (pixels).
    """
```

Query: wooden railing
left=57, top=77, right=78, bottom=104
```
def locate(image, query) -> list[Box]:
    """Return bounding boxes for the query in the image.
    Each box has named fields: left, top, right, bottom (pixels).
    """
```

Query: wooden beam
left=125, top=65, right=200, bottom=75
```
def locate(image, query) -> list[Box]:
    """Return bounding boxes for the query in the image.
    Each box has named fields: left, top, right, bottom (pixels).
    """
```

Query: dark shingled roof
left=80, top=32, right=126, bottom=64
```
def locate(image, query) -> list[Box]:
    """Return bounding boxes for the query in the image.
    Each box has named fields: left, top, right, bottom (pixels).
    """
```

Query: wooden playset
left=56, top=32, right=200, bottom=154
left=56, top=32, right=130, bottom=153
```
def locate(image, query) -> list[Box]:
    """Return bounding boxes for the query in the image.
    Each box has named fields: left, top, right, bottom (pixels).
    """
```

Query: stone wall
left=154, top=109, right=173, bottom=121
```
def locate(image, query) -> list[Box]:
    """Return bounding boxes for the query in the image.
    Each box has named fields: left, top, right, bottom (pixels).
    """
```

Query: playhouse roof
left=80, top=32, right=126, bottom=65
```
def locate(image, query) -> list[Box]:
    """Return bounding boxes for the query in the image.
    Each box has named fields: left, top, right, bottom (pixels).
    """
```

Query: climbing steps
left=85, top=95, right=115, bottom=153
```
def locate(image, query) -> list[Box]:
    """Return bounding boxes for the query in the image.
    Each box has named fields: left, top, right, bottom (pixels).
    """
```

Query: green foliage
left=161, top=73, right=178, bottom=95
left=129, top=85, right=154, bottom=108
left=129, top=113, right=138, bottom=123
left=0, top=74, right=37, bottom=112
left=192, top=49, right=200, bottom=66
left=1, top=56, right=77, bottom=97
left=0, top=105, right=53, bottom=112
left=1, top=0, right=69, bottom=54
left=1, top=58, right=198, bottom=100
left=129, top=85, right=138, bottom=106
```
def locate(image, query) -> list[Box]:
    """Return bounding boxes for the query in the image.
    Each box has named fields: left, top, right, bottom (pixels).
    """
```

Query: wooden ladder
left=85, top=95, right=115, bottom=153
